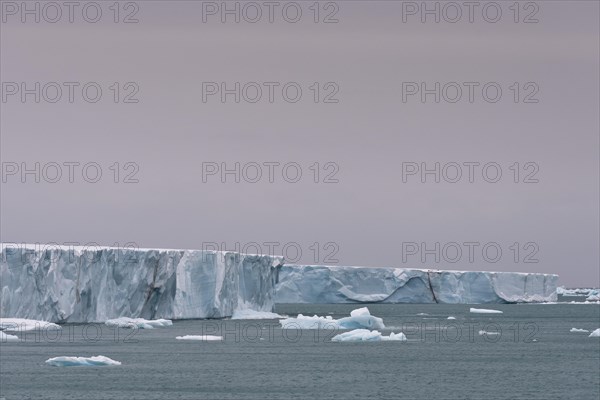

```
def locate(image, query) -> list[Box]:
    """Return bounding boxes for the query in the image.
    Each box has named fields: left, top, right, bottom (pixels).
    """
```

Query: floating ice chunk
left=45, top=355, right=121, bottom=367
left=337, top=314, right=385, bottom=330
left=331, top=329, right=406, bottom=342
left=470, top=308, right=503, bottom=314
left=586, top=295, right=600, bottom=302
left=231, top=309, right=283, bottom=320
left=0, top=331, right=20, bottom=342
left=280, top=307, right=385, bottom=330
left=176, top=335, right=223, bottom=341
left=0, top=318, right=61, bottom=332
left=479, top=330, right=501, bottom=336
left=570, top=328, right=590, bottom=333
left=416, top=313, right=429, bottom=316
left=332, top=329, right=380, bottom=342
left=280, top=314, right=338, bottom=329
left=105, top=317, right=172, bottom=329
left=589, top=329, right=600, bottom=337
left=384, top=332, right=407, bottom=341
left=350, top=307, right=371, bottom=317
left=447, top=316, right=456, bottom=320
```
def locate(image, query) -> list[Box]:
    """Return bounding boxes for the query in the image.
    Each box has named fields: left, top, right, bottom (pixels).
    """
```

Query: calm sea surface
left=1, top=303, right=599, bottom=400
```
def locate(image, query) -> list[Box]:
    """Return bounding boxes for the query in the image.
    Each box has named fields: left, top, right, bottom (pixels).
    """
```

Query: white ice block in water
left=0, top=331, right=20, bottom=342
left=0, top=244, right=283, bottom=322
left=176, top=335, right=223, bottom=341
left=570, top=328, right=589, bottom=333
left=276, top=265, right=558, bottom=304
left=447, top=316, right=456, bottom=320
left=0, top=318, right=61, bottom=332
left=280, top=308, right=384, bottom=330
left=350, top=307, right=371, bottom=317
left=331, top=329, right=407, bottom=342
left=45, top=355, right=121, bottom=367
left=105, top=317, right=173, bottom=329
left=479, top=330, right=501, bottom=336
left=589, top=329, right=600, bottom=337
left=231, top=309, right=284, bottom=320
left=470, top=308, right=503, bottom=314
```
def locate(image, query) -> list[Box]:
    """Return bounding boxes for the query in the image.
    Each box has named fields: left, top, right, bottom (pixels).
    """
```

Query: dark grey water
left=1, top=304, right=599, bottom=400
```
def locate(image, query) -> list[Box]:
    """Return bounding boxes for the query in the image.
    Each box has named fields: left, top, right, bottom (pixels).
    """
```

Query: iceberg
left=0, top=318, right=61, bottom=332
left=1, top=244, right=283, bottom=322
left=331, top=329, right=407, bottom=342
left=231, top=309, right=284, bottom=319
left=280, top=307, right=385, bottom=330
left=0, top=331, right=21, bottom=342
left=276, top=265, right=558, bottom=304
left=570, top=328, right=589, bottom=333
left=478, top=330, right=501, bottom=336
left=589, top=329, right=600, bottom=337
left=447, top=316, right=456, bottom=320
left=105, top=317, right=173, bottom=329
left=176, top=335, right=223, bottom=341
left=45, top=355, right=121, bottom=367
left=470, top=308, right=503, bottom=314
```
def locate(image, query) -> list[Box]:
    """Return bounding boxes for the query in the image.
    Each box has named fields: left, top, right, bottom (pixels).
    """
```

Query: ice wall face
left=276, top=265, right=558, bottom=304
left=0, top=245, right=283, bottom=322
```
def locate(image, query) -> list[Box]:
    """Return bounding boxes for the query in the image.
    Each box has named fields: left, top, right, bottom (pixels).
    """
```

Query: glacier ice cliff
left=275, top=265, right=558, bottom=304
left=0, top=244, right=283, bottom=322
left=1, top=244, right=560, bottom=322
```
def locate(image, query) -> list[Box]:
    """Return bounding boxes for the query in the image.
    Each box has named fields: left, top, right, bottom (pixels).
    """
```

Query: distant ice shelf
left=275, top=265, right=558, bottom=304
left=1, top=244, right=283, bottom=323
left=1, top=244, right=560, bottom=322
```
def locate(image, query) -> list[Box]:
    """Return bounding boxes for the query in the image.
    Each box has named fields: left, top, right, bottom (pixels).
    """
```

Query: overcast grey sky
left=1, top=1, right=598, bottom=287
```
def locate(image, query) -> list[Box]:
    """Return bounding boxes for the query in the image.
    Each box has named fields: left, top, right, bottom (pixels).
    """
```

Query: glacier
left=0, top=244, right=283, bottom=323
left=275, top=265, right=558, bottom=304
left=1, top=244, right=560, bottom=322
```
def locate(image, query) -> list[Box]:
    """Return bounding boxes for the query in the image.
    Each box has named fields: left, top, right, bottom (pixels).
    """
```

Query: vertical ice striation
left=275, top=265, right=558, bottom=304
left=0, top=244, right=283, bottom=322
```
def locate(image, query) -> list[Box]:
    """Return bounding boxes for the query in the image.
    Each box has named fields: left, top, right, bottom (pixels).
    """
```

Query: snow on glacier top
left=0, top=242, right=285, bottom=261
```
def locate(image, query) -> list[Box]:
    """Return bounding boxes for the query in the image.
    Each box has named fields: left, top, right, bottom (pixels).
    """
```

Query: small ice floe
left=176, top=335, right=223, bottom=341
left=416, top=313, right=429, bottom=316
left=105, top=318, right=172, bottom=329
left=331, top=329, right=407, bottom=342
left=570, top=328, right=590, bottom=333
left=0, top=331, right=21, bottom=342
left=447, top=316, right=456, bottom=320
left=470, top=308, right=503, bottom=314
left=231, top=309, right=284, bottom=320
left=0, top=318, right=61, bottom=332
left=45, top=355, right=121, bottom=367
left=280, top=307, right=384, bottom=330
left=478, top=330, right=501, bottom=336
left=589, top=329, right=600, bottom=337
left=586, top=295, right=600, bottom=302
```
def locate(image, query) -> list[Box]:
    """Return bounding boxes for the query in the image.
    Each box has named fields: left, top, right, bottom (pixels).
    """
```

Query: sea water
left=1, top=303, right=598, bottom=399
